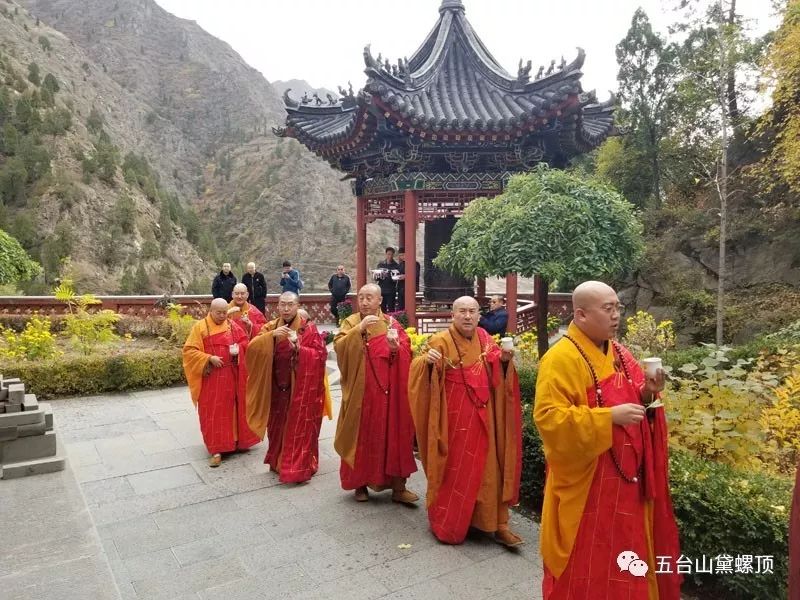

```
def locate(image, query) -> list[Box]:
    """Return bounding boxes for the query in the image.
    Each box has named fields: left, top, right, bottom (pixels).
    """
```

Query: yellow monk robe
left=334, top=312, right=416, bottom=489
left=534, top=322, right=680, bottom=600
left=409, top=325, right=522, bottom=543
left=182, top=316, right=259, bottom=454
left=245, top=315, right=327, bottom=483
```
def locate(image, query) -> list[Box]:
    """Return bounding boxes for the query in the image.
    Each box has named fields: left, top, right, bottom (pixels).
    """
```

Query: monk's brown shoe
left=209, top=454, right=222, bottom=468
left=391, top=489, right=419, bottom=506
left=354, top=487, right=369, bottom=502
left=494, top=529, right=524, bottom=548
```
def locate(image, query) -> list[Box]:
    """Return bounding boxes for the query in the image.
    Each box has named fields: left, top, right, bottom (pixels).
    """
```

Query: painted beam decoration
left=274, top=0, right=615, bottom=183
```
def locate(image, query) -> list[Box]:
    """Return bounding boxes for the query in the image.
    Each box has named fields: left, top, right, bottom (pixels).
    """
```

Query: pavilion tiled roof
left=276, top=0, right=615, bottom=178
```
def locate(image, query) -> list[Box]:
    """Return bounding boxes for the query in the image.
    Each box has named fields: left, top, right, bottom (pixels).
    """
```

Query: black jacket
left=376, top=260, right=399, bottom=295
left=397, top=260, right=420, bottom=291
left=241, top=272, right=267, bottom=301
left=211, top=271, right=237, bottom=302
left=479, top=307, right=509, bottom=336
left=328, top=274, right=351, bottom=299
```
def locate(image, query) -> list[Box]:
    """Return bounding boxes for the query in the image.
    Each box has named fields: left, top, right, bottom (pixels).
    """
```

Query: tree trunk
left=716, top=0, right=729, bottom=346
left=536, top=276, right=550, bottom=358
left=726, top=0, right=740, bottom=123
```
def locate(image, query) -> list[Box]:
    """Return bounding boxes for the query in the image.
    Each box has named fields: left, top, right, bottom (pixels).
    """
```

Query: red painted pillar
left=356, top=196, right=367, bottom=290
left=398, top=222, right=405, bottom=250
left=476, top=277, right=486, bottom=300
left=506, top=273, right=518, bottom=335
left=404, top=190, right=418, bottom=329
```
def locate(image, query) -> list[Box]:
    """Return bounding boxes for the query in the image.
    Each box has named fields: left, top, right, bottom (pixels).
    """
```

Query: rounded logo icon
left=617, top=551, right=639, bottom=572
left=628, top=559, right=649, bottom=577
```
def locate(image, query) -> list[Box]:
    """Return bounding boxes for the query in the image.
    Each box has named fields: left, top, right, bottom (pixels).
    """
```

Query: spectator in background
left=328, top=265, right=351, bottom=322
left=211, top=262, right=237, bottom=302
left=375, top=247, right=399, bottom=313
left=396, top=247, right=420, bottom=311
left=478, top=295, right=509, bottom=336
left=279, top=260, right=303, bottom=295
left=241, top=262, right=267, bottom=314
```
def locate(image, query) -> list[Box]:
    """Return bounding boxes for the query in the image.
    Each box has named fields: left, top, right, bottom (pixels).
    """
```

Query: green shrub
left=517, top=362, right=537, bottom=403
left=670, top=451, right=790, bottom=600
left=520, top=404, right=545, bottom=512
left=0, top=348, right=184, bottom=398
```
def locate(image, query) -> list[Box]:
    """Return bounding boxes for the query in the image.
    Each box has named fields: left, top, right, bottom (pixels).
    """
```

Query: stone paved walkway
left=45, top=382, right=542, bottom=599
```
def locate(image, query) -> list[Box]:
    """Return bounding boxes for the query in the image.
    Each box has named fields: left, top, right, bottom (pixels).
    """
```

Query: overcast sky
left=153, top=0, right=777, bottom=95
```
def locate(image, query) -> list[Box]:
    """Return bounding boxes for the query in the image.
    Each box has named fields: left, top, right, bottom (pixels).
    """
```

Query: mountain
left=2, top=0, right=391, bottom=294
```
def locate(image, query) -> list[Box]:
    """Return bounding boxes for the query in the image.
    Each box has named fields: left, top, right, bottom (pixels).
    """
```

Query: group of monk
left=183, top=279, right=683, bottom=599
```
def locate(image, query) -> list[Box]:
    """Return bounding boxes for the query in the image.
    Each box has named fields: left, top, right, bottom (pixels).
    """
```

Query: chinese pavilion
left=275, top=0, right=614, bottom=329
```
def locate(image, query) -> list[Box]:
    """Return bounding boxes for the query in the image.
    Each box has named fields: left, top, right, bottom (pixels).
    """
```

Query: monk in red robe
left=228, top=283, right=267, bottom=338
left=409, top=296, right=523, bottom=547
left=246, top=292, right=327, bottom=483
left=182, top=298, right=260, bottom=467
left=334, top=283, right=418, bottom=504
left=535, top=281, right=681, bottom=600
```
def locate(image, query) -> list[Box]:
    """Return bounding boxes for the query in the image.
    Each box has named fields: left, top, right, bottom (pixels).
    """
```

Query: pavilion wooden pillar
left=476, top=277, right=486, bottom=300
left=506, top=273, right=518, bottom=334
left=356, top=196, right=368, bottom=289
left=403, top=190, right=418, bottom=328
left=398, top=223, right=405, bottom=250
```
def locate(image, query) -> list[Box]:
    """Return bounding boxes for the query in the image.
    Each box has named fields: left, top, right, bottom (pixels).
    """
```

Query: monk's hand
left=359, top=315, right=380, bottom=332
left=500, top=348, right=514, bottom=363
left=425, top=348, right=442, bottom=365
left=610, top=403, right=646, bottom=426
left=643, top=368, right=666, bottom=395
left=273, top=325, right=291, bottom=340
left=241, top=314, right=251, bottom=326
left=208, top=355, right=223, bottom=368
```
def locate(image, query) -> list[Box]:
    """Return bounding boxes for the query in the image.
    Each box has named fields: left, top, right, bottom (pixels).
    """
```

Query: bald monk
left=183, top=298, right=260, bottom=467
left=228, top=283, right=267, bottom=338
left=334, top=283, right=418, bottom=504
left=535, top=281, right=681, bottom=599
left=409, top=296, right=523, bottom=546
left=246, top=292, right=327, bottom=483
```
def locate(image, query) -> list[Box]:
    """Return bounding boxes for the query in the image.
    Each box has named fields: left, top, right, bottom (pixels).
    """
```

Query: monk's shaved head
left=572, top=281, right=616, bottom=310
left=277, top=291, right=299, bottom=322
left=278, top=291, right=299, bottom=304
left=572, top=281, right=622, bottom=346
left=210, top=298, right=229, bottom=311
left=233, top=283, right=247, bottom=293
left=360, top=283, right=381, bottom=296
left=452, top=296, right=480, bottom=312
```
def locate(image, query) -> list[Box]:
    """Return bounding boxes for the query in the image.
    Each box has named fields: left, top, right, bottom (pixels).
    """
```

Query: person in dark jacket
left=396, top=247, right=420, bottom=311
left=279, top=260, right=302, bottom=295
left=478, top=295, right=509, bottom=336
left=375, top=247, right=399, bottom=313
left=241, top=262, right=267, bottom=314
left=327, top=265, right=351, bottom=322
left=211, top=262, right=237, bottom=302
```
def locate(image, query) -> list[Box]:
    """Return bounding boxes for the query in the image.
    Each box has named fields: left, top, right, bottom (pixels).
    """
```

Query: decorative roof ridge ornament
left=439, top=0, right=465, bottom=14
left=283, top=88, right=299, bottom=108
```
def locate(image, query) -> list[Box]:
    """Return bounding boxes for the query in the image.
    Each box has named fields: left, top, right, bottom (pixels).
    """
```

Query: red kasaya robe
left=333, top=312, right=417, bottom=490
left=409, top=326, right=522, bottom=543
left=182, top=316, right=260, bottom=455
left=246, top=315, right=327, bottom=483
left=228, top=300, right=267, bottom=338
left=535, top=323, right=681, bottom=600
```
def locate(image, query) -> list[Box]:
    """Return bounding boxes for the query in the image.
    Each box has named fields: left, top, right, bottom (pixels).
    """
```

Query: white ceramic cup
left=387, top=328, right=399, bottom=341
left=229, top=343, right=239, bottom=356
left=500, top=337, right=514, bottom=351
left=642, top=357, right=662, bottom=379
left=288, top=330, right=298, bottom=343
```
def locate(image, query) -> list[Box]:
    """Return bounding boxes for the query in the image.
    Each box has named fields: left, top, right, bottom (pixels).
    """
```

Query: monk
left=409, top=296, right=523, bottom=547
left=534, top=281, right=681, bottom=600
left=182, top=298, right=260, bottom=467
left=334, top=283, right=418, bottom=504
left=228, top=282, right=267, bottom=338
left=246, top=292, right=327, bottom=483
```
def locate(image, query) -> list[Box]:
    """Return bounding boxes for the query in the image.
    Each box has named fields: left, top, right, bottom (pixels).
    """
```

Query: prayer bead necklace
left=563, top=335, right=643, bottom=484
left=449, top=331, right=489, bottom=409
left=362, top=319, right=395, bottom=397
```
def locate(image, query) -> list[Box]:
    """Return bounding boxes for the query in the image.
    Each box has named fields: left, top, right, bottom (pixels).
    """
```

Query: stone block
left=40, top=402, right=54, bottom=430
left=1, top=377, right=21, bottom=388
left=0, top=387, right=6, bottom=401
left=0, top=425, right=19, bottom=442
left=1, top=429, right=57, bottom=462
left=0, top=406, right=46, bottom=427
left=0, top=403, right=5, bottom=413
left=22, top=393, right=38, bottom=412
left=1, top=449, right=66, bottom=479
left=17, top=419, right=47, bottom=437
left=7, top=383, right=24, bottom=403
left=5, top=403, right=20, bottom=413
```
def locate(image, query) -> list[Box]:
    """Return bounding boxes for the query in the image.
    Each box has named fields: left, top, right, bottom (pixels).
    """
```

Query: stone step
left=1, top=439, right=66, bottom=479
left=6, top=383, right=25, bottom=404
left=1, top=377, right=21, bottom=389
left=0, top=406, right=46, bottom=427
left=22, top=393, right=38, bottom=412
left=39, top=403, right=54, bottom=430
left=1, top=429, right=58, bottom=463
